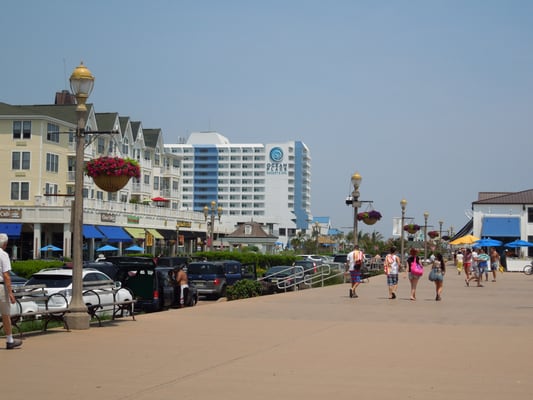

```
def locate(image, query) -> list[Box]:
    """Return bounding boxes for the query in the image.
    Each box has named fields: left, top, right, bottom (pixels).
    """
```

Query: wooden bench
left=7, top=284, right=70, bottom=336
left=82, top=281, right=136, bottom=327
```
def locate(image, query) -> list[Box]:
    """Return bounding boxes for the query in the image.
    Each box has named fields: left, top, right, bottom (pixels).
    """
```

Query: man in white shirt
left=346, top=245, right=365, bottom=298
left=0, top=233, right=22, bottom=349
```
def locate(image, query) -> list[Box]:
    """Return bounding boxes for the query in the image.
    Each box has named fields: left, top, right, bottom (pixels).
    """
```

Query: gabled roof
left=473, top=189, right=533, bottom=205
left=95, top=112, right=119, bottom=131
left=143, top=129, right=162, bottom=149
left=226, top=221, right=277, bottom=239
left=130, top=121, right=142, bottom=141
left=0, top=102, right=92, bottom=126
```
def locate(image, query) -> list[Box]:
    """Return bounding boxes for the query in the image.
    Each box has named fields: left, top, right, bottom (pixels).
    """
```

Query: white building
left=165, top=132, right=313, bottom=246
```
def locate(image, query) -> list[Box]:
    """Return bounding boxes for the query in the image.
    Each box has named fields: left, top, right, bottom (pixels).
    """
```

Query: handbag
left=410, top=259, right=423, bottom=276
left=428, top=268, right=438, bottom=281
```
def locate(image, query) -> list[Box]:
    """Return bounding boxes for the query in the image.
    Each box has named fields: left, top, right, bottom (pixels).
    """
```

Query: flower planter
left=92, top=175, right=131, bottom=192
left=403, top=224, right=420, bottom=235
left=362, top=217, right=378, bottom=225
left=357, top=210, right=382, bottom=225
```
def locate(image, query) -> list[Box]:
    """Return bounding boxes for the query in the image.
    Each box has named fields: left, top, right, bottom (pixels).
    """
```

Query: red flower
left=85, top=157, right=140, bottom=179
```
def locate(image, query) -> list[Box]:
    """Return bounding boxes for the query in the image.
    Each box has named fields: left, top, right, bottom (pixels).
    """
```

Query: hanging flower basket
left=357, top=210, right=382, bottom=225
left=403, top=224, right=420, bottom=234
left=92, top=175, right=131, bottom=192
left=428, top=230, right=439, bottom=239
left=85, top=156, right=140, bottom=192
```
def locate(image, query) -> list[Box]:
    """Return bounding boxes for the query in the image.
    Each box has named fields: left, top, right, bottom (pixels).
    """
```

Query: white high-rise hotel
left=166, top=132, right=312, bottom=246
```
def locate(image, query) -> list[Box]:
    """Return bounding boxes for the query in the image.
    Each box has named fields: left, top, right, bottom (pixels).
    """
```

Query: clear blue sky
left=2, top=1, right=532, bottom=238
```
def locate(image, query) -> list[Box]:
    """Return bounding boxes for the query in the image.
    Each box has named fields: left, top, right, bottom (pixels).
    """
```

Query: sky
left=2, top=0, right=533, bottom=238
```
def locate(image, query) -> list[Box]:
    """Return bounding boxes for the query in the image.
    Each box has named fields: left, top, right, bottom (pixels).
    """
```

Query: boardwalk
left=2, top=266, right=532, bottom=400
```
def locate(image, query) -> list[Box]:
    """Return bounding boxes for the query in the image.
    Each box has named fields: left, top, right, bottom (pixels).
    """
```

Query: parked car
left=216, top=260, right=257, bottom=285
left=88, top=257, right=197, bottom=311
left=293, top=259, right=319, bottom=275
left=9, top=270, right=28, bottom=287
left=261, top=265, right=305, bottom=293
left=187, top=261, right=227, bottom=300
left=297, top=254, right=324, bottom=265
left=156, top=256, right=190, bottom=268
left=25, top=268, right=133, bottom=315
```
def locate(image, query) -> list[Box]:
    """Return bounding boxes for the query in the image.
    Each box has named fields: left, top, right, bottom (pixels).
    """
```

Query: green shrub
left=12, top=260, right=65, bottom=279
left=226, top=280, right=262, bottom=301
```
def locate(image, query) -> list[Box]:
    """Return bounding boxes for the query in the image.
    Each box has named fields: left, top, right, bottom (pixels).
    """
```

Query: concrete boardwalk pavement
left=2, top=266, right=533, bottom=400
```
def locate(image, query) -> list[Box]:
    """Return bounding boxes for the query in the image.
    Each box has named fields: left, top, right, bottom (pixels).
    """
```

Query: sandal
left=465, top=279, right=469, bottom=287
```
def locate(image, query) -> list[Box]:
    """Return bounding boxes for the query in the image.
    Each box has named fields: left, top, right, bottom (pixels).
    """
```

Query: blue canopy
left=96, top=244, right=118, bottom=252
left=0, top=223, right=22, bottom=239
left=473, top=238, right=502, bottom=247
left=505, top=239, right=533, bottom=248
left=40, top=244, right=62, bottom=252
left=125, top=245, right=144, bottom=252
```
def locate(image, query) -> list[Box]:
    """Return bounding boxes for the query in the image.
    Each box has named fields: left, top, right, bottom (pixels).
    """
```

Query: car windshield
left=26, top=274, right=72, bottom=288
left=187, top=263, right=221, bottom=274
left=265, top=266, right=293, bottom=275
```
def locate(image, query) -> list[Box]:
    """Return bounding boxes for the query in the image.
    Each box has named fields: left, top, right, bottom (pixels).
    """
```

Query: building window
left=12, top=151, right=30, bottom=170
left=45, top=183, right=58, bottom=195
left=97, top=137, right=105, bottom=154
left=13, top=121, right=31, bottom=139
left=47, top=123, right=60, bottom=143
left=144, top=174, right=150, bottom=185
left=46, top=153, right=59, bottom=173
left=528, top=207, right=533, bottom=223
left=154, top=176, right=160, bottom=190
left=11, top=182, right=30, bottom=200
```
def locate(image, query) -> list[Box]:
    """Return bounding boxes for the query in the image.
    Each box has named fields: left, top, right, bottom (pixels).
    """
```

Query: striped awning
left=124, top=227, right=146, bottom=239
left=146, top=228, right=164, bottom=239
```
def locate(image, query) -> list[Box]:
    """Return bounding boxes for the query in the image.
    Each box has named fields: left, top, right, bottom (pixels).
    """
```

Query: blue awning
left=481, top=217, right=520, bottom=237
left=96, top=226, right=132, bottom=242
left=83, top=225, right=105, bottom=239
left=0, top=223, right=22, bottom=239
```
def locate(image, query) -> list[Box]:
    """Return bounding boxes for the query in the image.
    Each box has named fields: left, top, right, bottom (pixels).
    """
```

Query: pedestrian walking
left=489, top=247, right=500, bottom=282
left=464, top=248, right=473, bottom=286
left=406, top=248, right=422, bottom=301
left=383, top=246, right=400, bottom=299
left=346, top=245, right=364, bottom=298
left=455, top=250, right=464, bottom=275
left=0, top=233, right=23, bottom=349
left=429, top=253, right=446, bottom=301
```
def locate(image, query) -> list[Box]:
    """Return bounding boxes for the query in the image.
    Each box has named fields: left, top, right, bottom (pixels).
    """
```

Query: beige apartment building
left=0, top=98, right=210, bottom=261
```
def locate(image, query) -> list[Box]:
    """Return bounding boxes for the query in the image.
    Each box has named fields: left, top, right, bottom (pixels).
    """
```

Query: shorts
left=350, top=270, right=361, bottom=284
left=0, top=284, right=10, bottom=315
left=387, top=274, right=398, bottom=286
left=408, top=273, right=421, bottom=280
left=491, top=262, right=499, bottom=271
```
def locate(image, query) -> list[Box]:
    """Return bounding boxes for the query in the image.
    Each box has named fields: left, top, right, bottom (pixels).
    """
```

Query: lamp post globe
left=65, top=62, right=94, bottom=330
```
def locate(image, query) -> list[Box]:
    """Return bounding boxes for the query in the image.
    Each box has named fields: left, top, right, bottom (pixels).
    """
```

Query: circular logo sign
left=269, top=147, right=283, bottom=162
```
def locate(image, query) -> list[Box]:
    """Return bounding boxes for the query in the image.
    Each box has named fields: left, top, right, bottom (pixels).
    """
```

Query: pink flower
left=85, top=157, right=140, bottom=179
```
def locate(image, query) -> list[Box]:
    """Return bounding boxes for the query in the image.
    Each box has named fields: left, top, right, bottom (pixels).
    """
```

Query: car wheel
left=220, top=286, right=227, bottom=298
